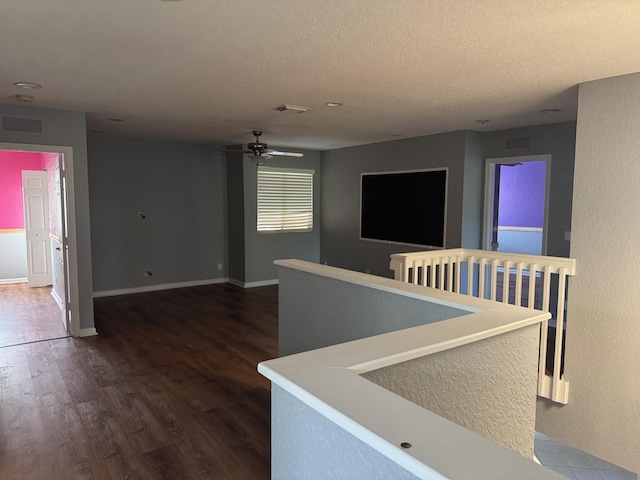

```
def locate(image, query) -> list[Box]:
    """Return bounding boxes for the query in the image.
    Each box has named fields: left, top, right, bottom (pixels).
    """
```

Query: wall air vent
left=504, top=136, right=530, bottom=150
left=2, top=116, right=43, bottom=133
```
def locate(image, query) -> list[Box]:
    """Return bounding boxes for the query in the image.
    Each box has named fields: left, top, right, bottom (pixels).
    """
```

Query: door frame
left=1, top=142, right=80, bottom=337
left=482, top=154, right=551, bottom=255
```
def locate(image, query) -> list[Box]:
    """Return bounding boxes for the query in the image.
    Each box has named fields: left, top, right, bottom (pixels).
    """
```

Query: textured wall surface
left=278, top=266, right=469, bottom=356
left=272, top=385, right=420, bottom=480
left=363, top=324, right=539, bottom=459
left=535, top=73, right=640, bottom=475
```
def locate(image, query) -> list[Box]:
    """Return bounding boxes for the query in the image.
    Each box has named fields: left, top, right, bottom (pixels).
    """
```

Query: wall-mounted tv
left=360, top=168, right=447, bottom=248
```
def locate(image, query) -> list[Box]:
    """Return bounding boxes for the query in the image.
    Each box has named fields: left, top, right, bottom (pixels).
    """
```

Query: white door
left=58, top=155, right=72, bottom=332
left=22, top=170, right=53, bottom=287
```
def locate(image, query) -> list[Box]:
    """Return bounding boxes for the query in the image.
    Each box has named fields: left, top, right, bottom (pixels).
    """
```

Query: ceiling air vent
left=273, top=104, right=310, bottom=113
left=504, top=136, right=530, bottom=150
left=2, top=116, right=43, bottom=133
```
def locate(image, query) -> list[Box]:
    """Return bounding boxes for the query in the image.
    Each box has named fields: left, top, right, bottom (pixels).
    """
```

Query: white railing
left=390, top=248, right=576, bottom=404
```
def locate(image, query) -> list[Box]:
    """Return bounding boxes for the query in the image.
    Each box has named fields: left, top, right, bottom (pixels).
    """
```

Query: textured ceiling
left=1, top=0, right=639, bottom=150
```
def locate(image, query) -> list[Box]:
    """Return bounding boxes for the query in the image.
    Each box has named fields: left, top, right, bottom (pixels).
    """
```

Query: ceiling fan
left=219, top=130, right=304, bottom=165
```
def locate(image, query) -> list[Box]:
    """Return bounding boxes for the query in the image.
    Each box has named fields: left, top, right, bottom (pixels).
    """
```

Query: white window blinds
left=257, top=167, right=314, bottom=232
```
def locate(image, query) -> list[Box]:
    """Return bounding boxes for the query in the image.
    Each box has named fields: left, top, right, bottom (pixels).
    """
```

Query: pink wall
left=0, top=151, right=44, bottom=229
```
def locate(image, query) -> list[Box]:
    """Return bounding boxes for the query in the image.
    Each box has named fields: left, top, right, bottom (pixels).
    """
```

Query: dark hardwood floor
left=0, top=283, right=278, bottom=479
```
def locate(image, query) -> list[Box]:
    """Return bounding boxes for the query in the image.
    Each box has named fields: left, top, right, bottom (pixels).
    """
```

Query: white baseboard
left=0, top=277, right=28, bottom=285
left=51, top=289, right=64, bottom=309
left=229, top=278, right=279, bottom=288
left=79, top=327, right=98, bottom=337
left=92, top=278, right=229, bottom=298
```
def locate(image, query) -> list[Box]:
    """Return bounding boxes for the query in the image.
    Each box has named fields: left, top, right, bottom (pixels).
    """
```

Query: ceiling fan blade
left=266, top=149, right=304, bottom=158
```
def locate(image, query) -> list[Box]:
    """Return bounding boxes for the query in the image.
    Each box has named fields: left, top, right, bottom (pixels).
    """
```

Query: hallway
left=0, top=283, right=68, bottom=348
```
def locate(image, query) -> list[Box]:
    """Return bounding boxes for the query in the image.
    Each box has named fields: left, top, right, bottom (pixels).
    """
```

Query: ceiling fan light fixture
left=248, top=153, right=272, bottom=165
left=14, top=82, right=42, bottom=89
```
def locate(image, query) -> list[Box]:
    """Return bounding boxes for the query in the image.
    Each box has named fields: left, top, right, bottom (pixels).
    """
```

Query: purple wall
left=498, top=161, right=546, bottom=228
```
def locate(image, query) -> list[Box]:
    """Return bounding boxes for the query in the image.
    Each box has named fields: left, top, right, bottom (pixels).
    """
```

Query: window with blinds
left=257, top=167, right=314, bottom=233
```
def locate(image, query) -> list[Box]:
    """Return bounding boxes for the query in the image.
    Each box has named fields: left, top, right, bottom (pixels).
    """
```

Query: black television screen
left=360, top=168, right=447, bottom=248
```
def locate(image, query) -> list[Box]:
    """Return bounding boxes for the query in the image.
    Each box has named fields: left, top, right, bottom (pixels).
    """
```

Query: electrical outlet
left=144, top=270, right=152, bottom=277
left=564, top=231, right=571, bottom=241
left=138, top=211, right=146, bottom=219
left=217, top=263, right=222, bottom=271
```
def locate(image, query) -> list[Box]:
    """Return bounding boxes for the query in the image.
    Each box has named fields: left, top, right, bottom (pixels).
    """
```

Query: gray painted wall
left=483, top=121, right=576, bottom=258
left=320, top=123, right=576, bottom=280
left=0, top=104, right=94, bottom=330
left=461, top=131, right=485, bottom=248
left=226, top=151, right=245, bottom=283
left=278, top=265, right=469, bottom=356
left=272, top=385, right=420, bottom=480
left=88, top=134, right=226, bottom=291
left=226, top=151, right=322, bottom=285
left=321, top=131, right=468, bottom=277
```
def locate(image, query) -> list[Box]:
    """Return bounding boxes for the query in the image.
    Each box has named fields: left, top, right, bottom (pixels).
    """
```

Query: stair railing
left=390, top=248, right=576, bottom=404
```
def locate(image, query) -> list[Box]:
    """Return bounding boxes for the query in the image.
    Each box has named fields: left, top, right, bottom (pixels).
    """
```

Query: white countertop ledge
left=259, top=260, right=565, bottom=480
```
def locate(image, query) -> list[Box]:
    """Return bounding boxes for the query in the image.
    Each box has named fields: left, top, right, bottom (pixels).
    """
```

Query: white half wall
left=535, top=72, right=640, bottom=474
left=364, top=324, right=539, bottom=459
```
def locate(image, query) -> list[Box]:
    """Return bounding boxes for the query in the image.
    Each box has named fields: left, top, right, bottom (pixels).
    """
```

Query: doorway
left=0, top=143, right=79, bottom=342
left=483, top=155, right=550, bottom=255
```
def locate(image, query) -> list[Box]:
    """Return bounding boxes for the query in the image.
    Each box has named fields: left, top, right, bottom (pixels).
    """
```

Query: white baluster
left=467, top=256, right=475, bottom=296
left=420, top=259, right=428, bottom=286
left=490, top=259, right=498, bottom=301
left=553, top=268, right=568, bottom=402
left=447, top=256, right=454, bottom=292
left=528, top=263, right=538, bottom=309
left=515, top=262, right=524, bottom=307
left=502, top=260, right=511, bottom=304
left=478, top=258, right=487, bottom=299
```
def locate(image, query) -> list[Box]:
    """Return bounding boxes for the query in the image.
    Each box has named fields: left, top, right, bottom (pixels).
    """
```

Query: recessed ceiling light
left=325, top=102, right=343, bottom=107
left=14, top=82, right=42, bottom=89
left=107, top=118, right=124, bottom=122
left=15, top=94, right=34, bottom=103
left=476, top=119, right=490, bottom=124
left=539, top=109, right=560, bottom=115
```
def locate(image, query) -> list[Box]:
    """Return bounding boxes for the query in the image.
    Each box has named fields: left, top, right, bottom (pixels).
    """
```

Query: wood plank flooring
left=0, top=283, right=69, bottom=348
left=0, top=283, right=278, bottom=479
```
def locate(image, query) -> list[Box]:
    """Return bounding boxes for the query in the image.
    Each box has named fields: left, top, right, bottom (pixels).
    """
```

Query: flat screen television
left=360, top=168, right=447, bottom=248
